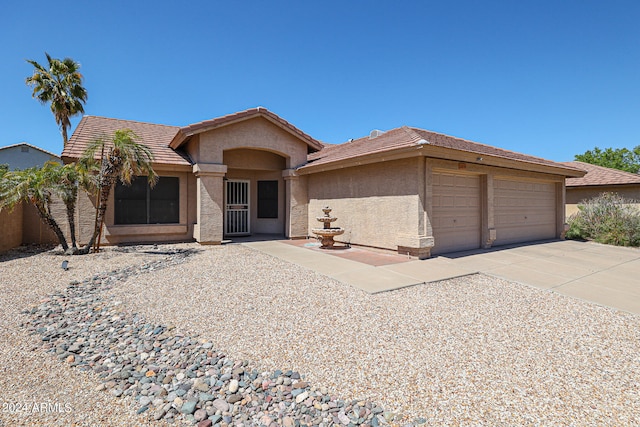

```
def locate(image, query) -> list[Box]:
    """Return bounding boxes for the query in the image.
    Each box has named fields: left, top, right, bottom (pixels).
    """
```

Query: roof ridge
left=410, top=127, right=559, bottom=163
left=82, top=115, right=180, bottom=129
left=400, top=126, right=428, bottom=144
left=410, top=127, right=583, bottom=172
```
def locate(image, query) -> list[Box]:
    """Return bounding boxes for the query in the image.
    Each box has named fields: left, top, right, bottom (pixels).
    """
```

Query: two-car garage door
left=432, top=172, right=557, bottom=255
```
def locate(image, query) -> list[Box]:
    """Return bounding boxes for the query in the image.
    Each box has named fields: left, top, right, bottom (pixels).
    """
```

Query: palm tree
left=26, top=53, right=88, bottom=145
left=48, top=161, right=100, bottom=252
left=0, top=164, right=70, bottom=251
left=47, top=163, right=79, bottom=251
left=79, top=129, right=157, bottom=254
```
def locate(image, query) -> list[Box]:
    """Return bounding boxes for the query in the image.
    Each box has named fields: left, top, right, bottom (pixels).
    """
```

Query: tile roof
left=306, top=126, right=584, bottom=175
left=170, top=107, right=324, bottom=152
left=306, top=127, right=418, bottom=165
left=62, top=116, right=191, bottom=166
left=561, top=161, right=640, bottom=187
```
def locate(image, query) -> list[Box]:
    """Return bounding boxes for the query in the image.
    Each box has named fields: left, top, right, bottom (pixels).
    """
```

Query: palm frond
left=25, top=53, right=87, bottom=144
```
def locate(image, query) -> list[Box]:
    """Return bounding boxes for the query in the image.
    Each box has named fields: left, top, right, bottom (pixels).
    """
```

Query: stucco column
left=557, top=181, right=568, bottom=239
left=397, top=158, right=434, bottom=259
left=283, top=169, right=308, bottom=239
left=481, top=174, right=496, bottom=248
left=193, top=163, right=227, bottom=244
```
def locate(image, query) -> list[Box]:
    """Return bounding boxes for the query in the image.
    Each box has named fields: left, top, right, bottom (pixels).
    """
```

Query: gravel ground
left=109, top=244, right=640, bottom=426
left=2, top=242, right=640, bottom=426
left=0, top=244, right=179, bottom=427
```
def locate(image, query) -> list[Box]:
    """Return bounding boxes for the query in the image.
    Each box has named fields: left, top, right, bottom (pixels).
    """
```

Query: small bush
left=567, top=192, right=640, bottom=247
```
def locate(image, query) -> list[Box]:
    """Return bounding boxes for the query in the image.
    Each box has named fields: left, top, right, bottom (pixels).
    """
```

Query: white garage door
left=494, top=179, right=556, bottom=246
left=432, top=172, right=481, bottom=255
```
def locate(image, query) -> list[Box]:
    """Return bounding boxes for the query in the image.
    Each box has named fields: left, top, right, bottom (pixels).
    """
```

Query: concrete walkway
left=244, top=239, right=640, bottom=314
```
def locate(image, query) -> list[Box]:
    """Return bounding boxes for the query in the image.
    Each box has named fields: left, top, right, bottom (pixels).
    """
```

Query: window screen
left=114, top=177, right=179, bottom=225
left=257, top=180, right=278, bottom=219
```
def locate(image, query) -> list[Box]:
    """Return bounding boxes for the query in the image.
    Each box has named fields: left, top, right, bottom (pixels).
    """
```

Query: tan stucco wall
left=0, top=201, right=59, bottom=253
left=308, top=158, right=422, bottom=251
left=22, top=203, right=58, bottom=245
left=188, top=117, right=309, bottom=169
left=0, top=203, right=23, bottom=253
left=307, top=155, right=567, bottom=257
left=285, top=172, right=308, bottom=238
left=224, top=149, right=286, bottom=171
left=566, top=186, right=640, bottom=216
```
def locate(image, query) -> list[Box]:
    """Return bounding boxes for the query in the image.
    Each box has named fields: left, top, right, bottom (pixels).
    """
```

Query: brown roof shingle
left=307, top=127, right=419, bottom=165
left=306, top=126, right=584, bottom=175
left=561, top=161, right=640, bottom=187
left=62, top=116, right=190, bottom=166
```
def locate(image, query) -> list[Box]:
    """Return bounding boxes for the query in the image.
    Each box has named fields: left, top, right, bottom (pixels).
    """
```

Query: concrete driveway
left=437, top=240, right=640, bottom=314
left=246, top=239, right=640, bottom=315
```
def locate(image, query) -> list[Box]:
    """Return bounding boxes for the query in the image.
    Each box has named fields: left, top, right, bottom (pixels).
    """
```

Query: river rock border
left=22, top=248, right=401, bottom=427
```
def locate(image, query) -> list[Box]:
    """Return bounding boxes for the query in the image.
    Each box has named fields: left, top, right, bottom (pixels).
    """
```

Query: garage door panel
left=432, top=173, right=481, bottom=255
left=494, top=179, right=556, bottom=245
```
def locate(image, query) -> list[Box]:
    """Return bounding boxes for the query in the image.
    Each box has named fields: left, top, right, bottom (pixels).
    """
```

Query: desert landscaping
left=1, top=242, right=639, bottom=426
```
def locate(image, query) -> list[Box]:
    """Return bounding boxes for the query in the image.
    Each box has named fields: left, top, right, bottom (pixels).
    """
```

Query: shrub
left=567, top=192, right=640, bottom=247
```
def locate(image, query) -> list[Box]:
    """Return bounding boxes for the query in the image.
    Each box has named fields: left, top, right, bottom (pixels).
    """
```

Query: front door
left=225, top=180, right=250, bottom=235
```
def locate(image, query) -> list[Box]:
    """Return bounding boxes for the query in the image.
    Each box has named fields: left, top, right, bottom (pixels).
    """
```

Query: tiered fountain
left=311, top=206, right=345, bottom=249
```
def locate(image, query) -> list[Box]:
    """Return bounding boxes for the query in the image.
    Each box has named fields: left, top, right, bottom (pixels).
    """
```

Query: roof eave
left=169, top=130, right=188, bottom=149
left=297, top=145, right=425, bottom=175
left=419, top=145, right=586, bottom=178
left=299, top=144, right=587, bottom=178
left=566, top=182, right=640, bottom=188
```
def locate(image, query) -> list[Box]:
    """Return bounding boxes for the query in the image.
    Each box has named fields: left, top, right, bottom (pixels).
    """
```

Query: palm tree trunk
left=33, top=201, right=69, bottom=251
left=79, top=175, right=114, bottom=254
left=65, top=200, right=78, bottom=251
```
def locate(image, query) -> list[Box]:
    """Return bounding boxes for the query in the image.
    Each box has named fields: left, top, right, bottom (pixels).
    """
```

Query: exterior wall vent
left=369, top=129, right=385, bottom=139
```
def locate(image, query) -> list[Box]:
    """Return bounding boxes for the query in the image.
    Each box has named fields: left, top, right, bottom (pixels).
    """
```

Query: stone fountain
left=311, top=206, right=345, bottom=248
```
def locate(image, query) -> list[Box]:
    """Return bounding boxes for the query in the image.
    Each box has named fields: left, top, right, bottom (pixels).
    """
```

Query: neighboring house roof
left=0, top=142, right=60, bottom=159
left=169, top=107, right=324, bottom=152
left=62, top=116, right=191, bottom=167
left=0, top=142, right=61, bottom=170
left=305, top=126, right=584, bottom=177
left=561, top=161, right=640, bottom=187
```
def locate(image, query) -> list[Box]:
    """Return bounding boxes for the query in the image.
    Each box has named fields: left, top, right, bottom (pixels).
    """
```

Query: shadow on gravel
left=1, top=244, right=204, bottom=264
left=0, top=244, right=58, bottom=263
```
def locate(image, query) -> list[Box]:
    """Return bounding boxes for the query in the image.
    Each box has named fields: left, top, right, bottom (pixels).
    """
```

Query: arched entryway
left=223, top=148, right=288, bottom=238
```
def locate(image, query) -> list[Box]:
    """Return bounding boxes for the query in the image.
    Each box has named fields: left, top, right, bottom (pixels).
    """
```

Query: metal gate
left=225, top=180, right=250, bottom=235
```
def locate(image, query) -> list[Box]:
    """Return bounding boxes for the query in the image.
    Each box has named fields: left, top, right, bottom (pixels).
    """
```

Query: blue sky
left=1, top=0, right=639, bottom=162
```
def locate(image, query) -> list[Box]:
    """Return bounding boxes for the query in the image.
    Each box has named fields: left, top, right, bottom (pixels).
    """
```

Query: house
left=0, top=142, right=61, bottom=170
left=561, top=161, right=640, bottom=216
left=60, top=107, right=585, bottom=258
